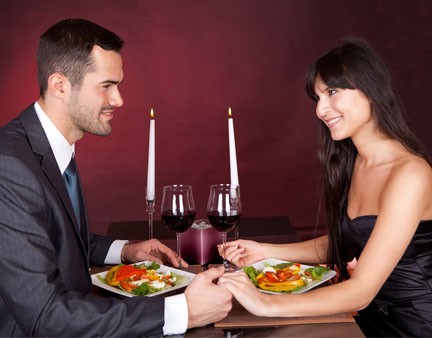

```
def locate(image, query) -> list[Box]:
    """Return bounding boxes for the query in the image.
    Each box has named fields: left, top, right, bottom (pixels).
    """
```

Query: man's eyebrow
left=101, top=80, right=123, bottom=85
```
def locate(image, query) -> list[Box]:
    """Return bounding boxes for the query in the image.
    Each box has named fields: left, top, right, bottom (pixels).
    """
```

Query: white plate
left=246, top=258, right=336, bottom=294
left=91, top=261, right=196, bottom=297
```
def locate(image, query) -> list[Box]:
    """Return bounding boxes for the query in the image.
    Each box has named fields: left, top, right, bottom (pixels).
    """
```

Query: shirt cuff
left=104, top=240, right=129, bottom=265
left=163, top=293, right=188, bottom=335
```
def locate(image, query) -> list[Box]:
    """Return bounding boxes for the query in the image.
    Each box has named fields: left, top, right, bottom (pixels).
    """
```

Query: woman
left=218, top=37, right=432, bottom=337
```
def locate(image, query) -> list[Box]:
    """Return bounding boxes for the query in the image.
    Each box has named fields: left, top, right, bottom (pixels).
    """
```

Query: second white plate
left=246, top=258, right=336, bottom=294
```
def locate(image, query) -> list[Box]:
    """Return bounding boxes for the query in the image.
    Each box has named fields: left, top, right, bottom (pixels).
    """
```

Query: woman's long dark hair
left=305, top=37, right=430, bottom=281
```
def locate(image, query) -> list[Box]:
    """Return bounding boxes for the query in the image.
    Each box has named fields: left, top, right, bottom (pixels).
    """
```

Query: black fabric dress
left=341, top=212, right=432, bottom=337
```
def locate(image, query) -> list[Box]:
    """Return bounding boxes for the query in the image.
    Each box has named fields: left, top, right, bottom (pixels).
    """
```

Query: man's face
left=66, top=45, right=124, bottom=139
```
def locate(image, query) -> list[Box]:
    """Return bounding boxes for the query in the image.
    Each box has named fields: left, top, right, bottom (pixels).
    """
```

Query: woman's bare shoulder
left=386, top=154, right=432, bottom=217
left=392, top=154, right=432, bottom=181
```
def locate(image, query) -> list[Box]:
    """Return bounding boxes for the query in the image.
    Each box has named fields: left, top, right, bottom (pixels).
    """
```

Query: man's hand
left=185, top=266, right=233, bottom=328
left=122, top=239, right=188, bottom=268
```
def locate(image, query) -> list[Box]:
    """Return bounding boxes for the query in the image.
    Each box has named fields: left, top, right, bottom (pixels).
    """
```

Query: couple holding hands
left=0, top=18, right=430, bottom=337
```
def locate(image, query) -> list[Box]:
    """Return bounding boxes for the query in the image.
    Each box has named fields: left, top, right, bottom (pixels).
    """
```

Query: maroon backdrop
left=1, top=0, right=431, bottom=238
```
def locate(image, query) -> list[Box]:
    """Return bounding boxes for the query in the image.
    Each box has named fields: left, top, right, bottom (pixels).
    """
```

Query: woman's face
left=314, top=77, right=375, bottom=142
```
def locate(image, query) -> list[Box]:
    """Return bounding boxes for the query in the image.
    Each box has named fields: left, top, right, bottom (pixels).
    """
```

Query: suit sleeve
left=0, top=153, right=167, bottom=337
left=89, top=233, right=114, bottom=266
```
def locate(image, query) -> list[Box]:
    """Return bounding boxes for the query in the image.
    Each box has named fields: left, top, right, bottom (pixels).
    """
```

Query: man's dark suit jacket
left=0, top=105, right=165, bottom=337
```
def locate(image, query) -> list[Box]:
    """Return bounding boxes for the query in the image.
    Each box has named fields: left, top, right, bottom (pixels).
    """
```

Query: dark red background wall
left=1, top=0, right=431, bottom=238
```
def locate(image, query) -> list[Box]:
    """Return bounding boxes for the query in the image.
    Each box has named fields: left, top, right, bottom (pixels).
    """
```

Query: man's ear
left=47, top=73, right=70, bottom=98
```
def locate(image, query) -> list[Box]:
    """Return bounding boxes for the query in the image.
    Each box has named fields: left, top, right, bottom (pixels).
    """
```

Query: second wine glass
left=207, top=184, right=242, bottom=271
left=161, top=185, right=196, bottom=268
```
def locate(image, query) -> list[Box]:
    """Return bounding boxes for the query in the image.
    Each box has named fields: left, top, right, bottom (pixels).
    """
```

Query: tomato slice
left=276, top=271, right=288, bottom=281
left=265, top=271, right=280, bottom=283
left=120, top=280, right=137, bottom=292
left=116, top=265, right=145, bottom=281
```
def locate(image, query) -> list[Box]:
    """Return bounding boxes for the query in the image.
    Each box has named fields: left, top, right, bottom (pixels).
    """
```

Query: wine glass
left=161, top=185, right=196, bottom=268
left=207, top=184, right=242, bottom=271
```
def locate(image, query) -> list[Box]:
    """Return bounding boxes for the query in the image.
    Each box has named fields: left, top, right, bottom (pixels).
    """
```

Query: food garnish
left=99, top=262, right=182, bottom=296
left=244, top=262, right=329, bottom=293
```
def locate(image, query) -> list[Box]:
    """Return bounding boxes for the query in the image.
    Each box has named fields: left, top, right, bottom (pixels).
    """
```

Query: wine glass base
left=223, top=262, right=241, bottom=272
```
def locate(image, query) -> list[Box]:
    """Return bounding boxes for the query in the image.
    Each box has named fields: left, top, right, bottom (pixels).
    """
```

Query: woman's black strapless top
left=341, top=213, right=432, bottom=337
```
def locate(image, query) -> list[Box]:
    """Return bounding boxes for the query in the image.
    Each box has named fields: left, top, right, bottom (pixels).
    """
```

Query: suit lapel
left=19, top=106, right=89, bottom=255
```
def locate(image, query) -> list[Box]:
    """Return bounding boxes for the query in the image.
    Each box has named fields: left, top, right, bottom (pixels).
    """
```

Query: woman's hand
left=122, top=239, right=188, bottom=268
left=217, top=270, right=271, bottom=317
left=218, top=239, right=266, bottom=267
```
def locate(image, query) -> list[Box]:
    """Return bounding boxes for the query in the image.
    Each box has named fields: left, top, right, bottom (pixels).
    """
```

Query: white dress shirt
left=33, top=102, right=188, bottom=335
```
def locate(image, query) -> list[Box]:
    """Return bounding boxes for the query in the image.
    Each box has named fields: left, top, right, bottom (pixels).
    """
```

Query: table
left=185, top=322, right=365, bottom=337
left=90, top=263, right=364, bottom=337
left=99, top=216, right=365, bottom=337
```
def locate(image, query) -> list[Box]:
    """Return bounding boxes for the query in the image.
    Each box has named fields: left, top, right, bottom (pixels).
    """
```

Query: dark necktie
left=63, top=157, right=81, bottom=228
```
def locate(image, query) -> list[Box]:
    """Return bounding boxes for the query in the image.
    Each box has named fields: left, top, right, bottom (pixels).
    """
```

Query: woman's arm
left=221, top=236, right=328, bottom=267
left=219, top=160, right=432, bottom=317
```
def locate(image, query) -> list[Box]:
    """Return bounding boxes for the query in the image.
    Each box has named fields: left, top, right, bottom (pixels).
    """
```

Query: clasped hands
left=123, top=238, right=266, bottom=327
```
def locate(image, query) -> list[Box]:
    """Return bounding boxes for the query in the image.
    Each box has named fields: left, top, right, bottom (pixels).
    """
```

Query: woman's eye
left=328, top=89, right=337, bottom=96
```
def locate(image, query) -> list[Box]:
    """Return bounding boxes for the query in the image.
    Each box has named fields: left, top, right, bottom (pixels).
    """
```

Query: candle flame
left=228, top=107, right=232, bottom=118
left=150, top=108, right=154, bottom=119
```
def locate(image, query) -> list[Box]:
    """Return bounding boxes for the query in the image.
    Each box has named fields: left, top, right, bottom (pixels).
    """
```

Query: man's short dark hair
left=37, top=18, right=124, bottom=96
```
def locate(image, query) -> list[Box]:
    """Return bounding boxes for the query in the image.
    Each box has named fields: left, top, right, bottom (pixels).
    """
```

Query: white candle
left=146, top=109, right=155, bottom=201
left=228, top=107, right=239, bottom=187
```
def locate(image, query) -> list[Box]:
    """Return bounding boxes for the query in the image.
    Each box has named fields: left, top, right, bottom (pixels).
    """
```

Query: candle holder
left=146, top=198, right=155, bottom=239
left=232, top=185, right=241, bottom=240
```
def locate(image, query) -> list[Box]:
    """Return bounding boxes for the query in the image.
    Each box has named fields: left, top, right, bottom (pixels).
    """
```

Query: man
left=0, top=18, right=232, bottom=337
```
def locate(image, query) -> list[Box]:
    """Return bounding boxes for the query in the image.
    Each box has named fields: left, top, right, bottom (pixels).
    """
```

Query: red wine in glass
left=207, top=184, right=242, bottom=271
left=161, top=211, right=196, bottom=233
left=207, top=212, right=241, bottom=233
left=161, top=185, right=196, bottom=268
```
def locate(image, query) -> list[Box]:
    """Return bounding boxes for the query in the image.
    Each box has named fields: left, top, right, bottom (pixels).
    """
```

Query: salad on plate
left=92, top=261, right=193, bottom=297
left=243, top=258, right=336, bottom=294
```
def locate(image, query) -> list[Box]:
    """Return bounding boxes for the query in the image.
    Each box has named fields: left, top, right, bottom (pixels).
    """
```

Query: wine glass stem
left=222, top=232, right=228, bottom=269
left=176, top=233, right=183, bottom=269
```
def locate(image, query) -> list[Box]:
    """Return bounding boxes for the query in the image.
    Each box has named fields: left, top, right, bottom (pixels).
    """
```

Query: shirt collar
left=34, top=101, right=75, bottom=174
